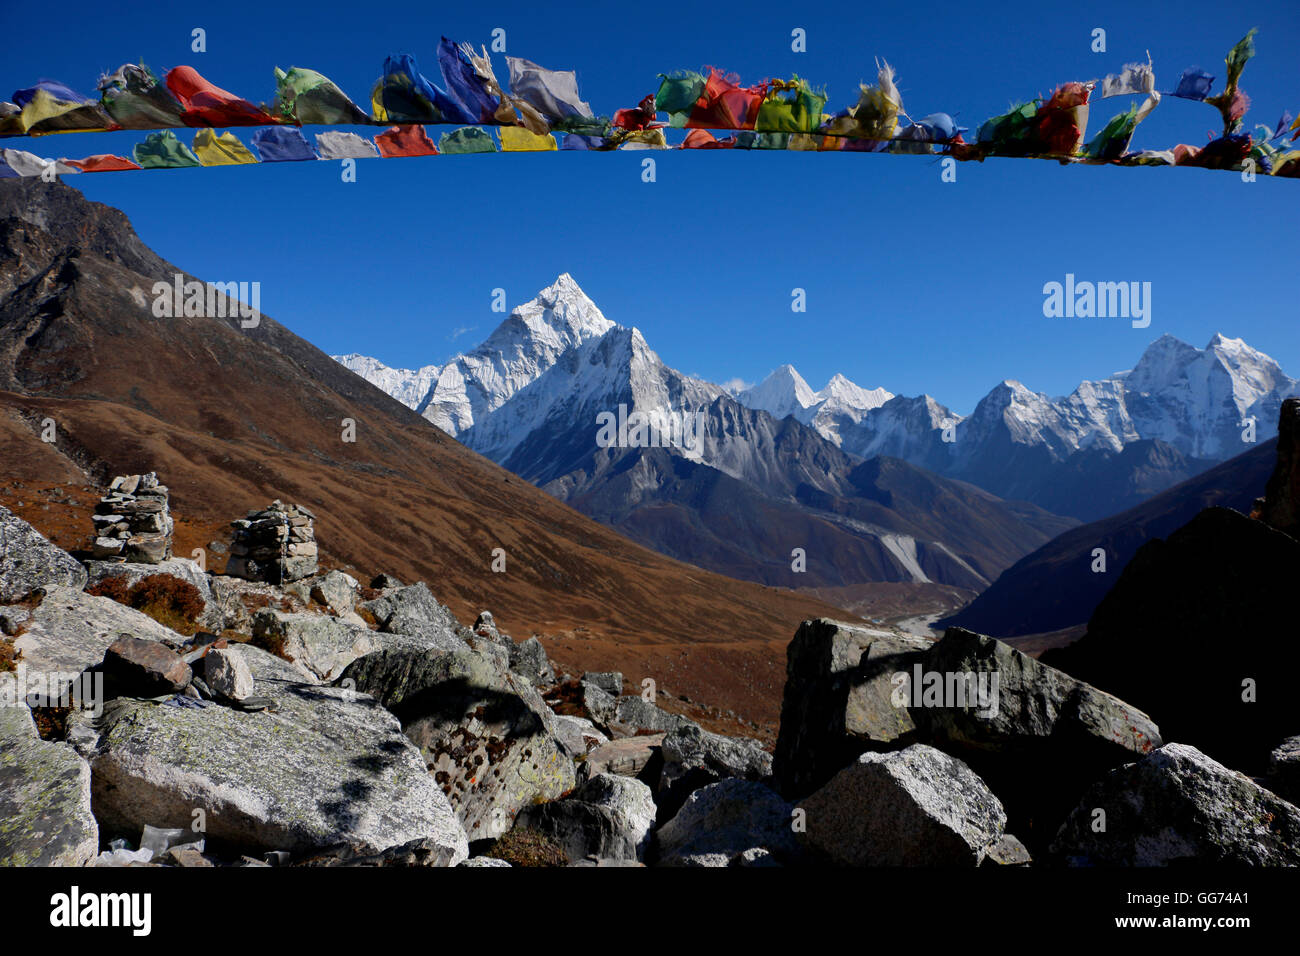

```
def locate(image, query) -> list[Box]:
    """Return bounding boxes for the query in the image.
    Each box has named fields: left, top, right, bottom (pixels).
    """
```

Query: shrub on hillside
left=89, top=573, right=205, bottom=636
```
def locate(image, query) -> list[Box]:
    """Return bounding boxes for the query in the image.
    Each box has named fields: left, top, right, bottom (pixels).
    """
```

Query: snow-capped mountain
left=737, top=366, right=894, bottom=445
left=336, top=275, right=1296, bottom=529
left=332, top=273, right=614, bottom=435
left=333, top=353, right=441, bottom=412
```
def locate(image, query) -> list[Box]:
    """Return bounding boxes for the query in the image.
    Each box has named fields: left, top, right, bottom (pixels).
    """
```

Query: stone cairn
left=90, top=473, right=173, bottom=564
left=225, top=500, right=318, bottom=583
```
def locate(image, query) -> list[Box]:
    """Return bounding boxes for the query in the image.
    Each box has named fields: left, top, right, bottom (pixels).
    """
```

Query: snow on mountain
left=334, top=274, right=1295, bottom=512
left=1116, top=333, right=1296, bottom=458
left=421, top=272, right=616, bottom=436
left=332, top=353, right=441, bottom=412
left=737, top=365, right=819, bottom=421
left=463, top=325, right=723, bottom=467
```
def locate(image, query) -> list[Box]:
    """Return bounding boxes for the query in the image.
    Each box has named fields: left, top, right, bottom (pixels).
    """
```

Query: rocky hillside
left=4, top=474, right=1298, bottom=868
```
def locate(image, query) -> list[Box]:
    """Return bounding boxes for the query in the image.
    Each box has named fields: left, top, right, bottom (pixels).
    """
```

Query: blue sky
left=2, top=0, right=1297, bottom=413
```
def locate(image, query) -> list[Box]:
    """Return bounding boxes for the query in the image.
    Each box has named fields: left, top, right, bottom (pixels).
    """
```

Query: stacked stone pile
left=226, top=500, right=318, bottom=583
left=90, top=473, right=173, bottom=564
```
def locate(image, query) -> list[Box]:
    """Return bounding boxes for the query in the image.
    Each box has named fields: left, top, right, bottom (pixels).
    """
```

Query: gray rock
left=0, top=607, right=30, bottom=636
left=656, top=778, right=798, bottom=867
left=659, top=723, right=773, bottom=818
left=294, top=836, right=467, bottom=867
left=553, top=714, right=609, bottom=755
left=360, top=582, right=459, bottom=637
left=202, top=646, right=255, bottom=701
left=0, top=704, right=98, bottom=866
left=0, top=505, right=87, bottom=602
left=459, top=856, right=511, bottom=867
left=251, top=609, right=380, bottom=681
left=508, top=636, right=555, bottom=686
left=614, top=695, right=696, bottom=736
left=103, top=635, right=192, bottom=696
left=580, top=680, right=618, bottom=732
left=914, top=627, right=1162, bottom=852
left=74, top=676, right=468, bottom=862
left=773, top=619, right=932, bottom=799
left=985, top=833, right=1033, bottom=866
left=1051, top=743, right=1300, bottom=866
left=9, top=586, right=179, bottom=700
left=797, top=744, right=1007, bottom=866
left=340, top=645, right=575, bottom=840
left=579, top=734, right=664, bottom=783
left=582, top=671, right=623, bottom=697
left=515, top=773, right=655, bottom=863
left=309, top=569, right=358, bottom=615
left=369, top=574, right=403, bottom=591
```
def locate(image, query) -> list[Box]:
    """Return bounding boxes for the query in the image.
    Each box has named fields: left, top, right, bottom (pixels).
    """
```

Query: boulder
left=102, top=635, right=191, bottom=696
left=508, top=636, right=555, bottom=686
left=308, top=569, right=359, bottom=615
left=1260, top=397, right=1300, bottom=537
left=360, top=582, right=459, bottom=637
left=656, top=779, right=798, bottom=867
left=1043, top=507, right=1299, bottom=774
left=579, top=734, right=665, bottom=784
left=339, top=644, right=575, bottom=840
left=773, top=619, right=932, bottom=799
left=459, top=856, right=511, bottom=867
left=0, top=505, right=87, bottom=602
left=0, top=704, right=98, bottom=866
left=1051, top=743, right=1300, bottom=866
left=797, top=744, right=1007, bottom=866
left=658, top=723, right=773, bottom=821
left=580, top=680, right=618, bottom=732
left=553, top=714, right=609, bottom=755
left=251, top=608, right=380, bottom=681
left=914, top=627, right=1161, bottom=852
left=73, top=675, right=468, bottom=862
left=582, top=671, right=623, bottom=697
left=514, top=773, right=656, bottom=863
left=614, top=695, right=696, bottom=736
left=202, top=645, right=255, bottom=701
left=8, top=586, right=179, bottom=699
left=369, top=574, right=403, bottom=590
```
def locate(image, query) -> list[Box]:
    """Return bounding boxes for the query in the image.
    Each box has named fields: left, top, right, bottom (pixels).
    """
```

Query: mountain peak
left=516, top=273, right=614, bottom=342
left=737, top=364, right=819, bottom=420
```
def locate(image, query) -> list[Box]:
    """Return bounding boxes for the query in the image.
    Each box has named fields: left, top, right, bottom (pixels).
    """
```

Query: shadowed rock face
left=1043, top=505, right=1300, bottom=775
left=773, top=619, right=1161, bottom=854
left=1051, top=743, right=1300, bottom=866
left=340, top=644, right=575, bottom=840
left=1261, top=397, right=1300, bottom=537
